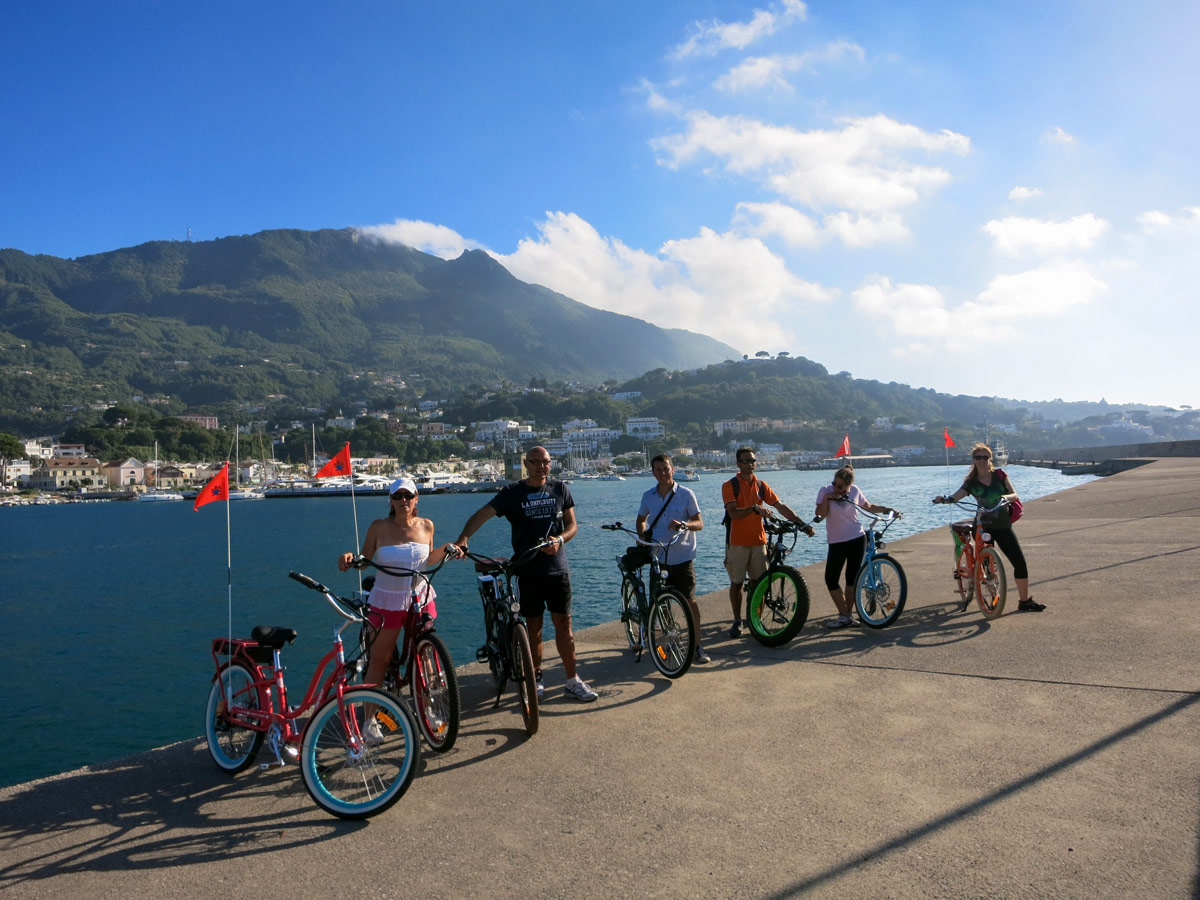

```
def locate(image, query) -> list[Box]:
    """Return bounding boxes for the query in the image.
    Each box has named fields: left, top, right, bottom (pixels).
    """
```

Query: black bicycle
left=744, top=514, right=812, bottom=647
left=601, top=522, right=697, bottom=679
left=459, top=540, right=556, bottom=736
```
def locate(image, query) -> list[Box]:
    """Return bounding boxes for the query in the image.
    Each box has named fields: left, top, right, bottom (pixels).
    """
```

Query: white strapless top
left=369, top=542, right=436, bottom=612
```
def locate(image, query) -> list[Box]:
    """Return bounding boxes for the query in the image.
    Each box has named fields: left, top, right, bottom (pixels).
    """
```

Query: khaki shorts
left=724, top=544, right=768, bottom=584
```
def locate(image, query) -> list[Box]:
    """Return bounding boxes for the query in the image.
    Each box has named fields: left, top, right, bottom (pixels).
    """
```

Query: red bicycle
left=350, top=555, right=462, bottom=752
left=204, top=571, right=420, bottom=820
left=935, top=497, right=1009, bottom=618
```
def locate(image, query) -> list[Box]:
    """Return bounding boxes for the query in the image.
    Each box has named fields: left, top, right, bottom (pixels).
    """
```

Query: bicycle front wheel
left=410, top=633, right=461, bottom=753
left=976, top=547, right=1007, bottom=619
left=620, top=576, right=643, bottom=651
left=510, top=623, right=539, bottom=736
left=647, top=589, right=696, bottom=678
left=855, top=556, right=908, bottom=628
left=299, top=686, right=419, bottom=820
left=204, top=663, right=264, bottom=773
left=747, top=565, right=810, bottom=647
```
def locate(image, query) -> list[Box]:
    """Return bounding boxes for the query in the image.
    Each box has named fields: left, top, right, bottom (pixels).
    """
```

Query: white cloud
left=489, top=212, right=832, bottom=353
left=653, top=112, right=968, bottom=226
left=1046, top=126, right=1077, bottom=145
left=714, top=41, right=865, bottom=92
left=982, top=214, right=1109, bottom=256
left=823, top=211, right=911, bottom=246
left=852, top=278, right=960, bottom=340
left=733, top=201, right=822, bottom=248
left=672, top=1, right=806, bottom=59
left=1136, top=206, right=1200, bottom=234
left=1008, top=185, right=1041, bottom=201
left=974, top=261, right=1107, bottom=317
left=355, top=219, right=483, bottom=259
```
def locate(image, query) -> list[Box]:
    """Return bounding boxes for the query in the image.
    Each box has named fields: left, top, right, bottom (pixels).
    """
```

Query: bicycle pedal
left=475, top=645, right=490, bottom=663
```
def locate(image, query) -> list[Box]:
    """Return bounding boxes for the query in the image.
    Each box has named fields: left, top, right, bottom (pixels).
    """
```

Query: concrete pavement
left=2, top=458, right=1198, bottom=899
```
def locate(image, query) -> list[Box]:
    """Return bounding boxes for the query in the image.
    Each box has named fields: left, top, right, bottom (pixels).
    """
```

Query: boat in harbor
left=136, top=443, right=184, bottom=501
left=989, top=441, right=1010, bottom=466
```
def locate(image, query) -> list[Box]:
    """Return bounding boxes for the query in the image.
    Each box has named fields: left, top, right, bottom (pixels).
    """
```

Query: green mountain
left=0, top=228, right=737, bottom=431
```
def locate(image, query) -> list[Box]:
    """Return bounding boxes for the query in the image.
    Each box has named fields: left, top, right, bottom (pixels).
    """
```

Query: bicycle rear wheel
left=854, top=556, right=908, bottom=628
left=204, top=663, right=264, bottom=773
left=620, top=575, right=644, bottom=651
left=976, top=547, right=1007, bottom=619
left=647, top=588, right=696, bottom=679
left=299, top=686, right=419, bottom=820
left=410, top=633, right=461, bottom=753
left=747, top=565, right=810, bottom=647
left=510, top=623, right=539, bottom=736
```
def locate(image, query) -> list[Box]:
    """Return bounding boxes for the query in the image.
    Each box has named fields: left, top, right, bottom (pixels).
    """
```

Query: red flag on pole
left=316, top=442, right=352, bottom=478
left=193, top=462, right=229, bottom=510
left=834, top=434, right=850, bottom=458
left=943, top=427, right=956, bottom=448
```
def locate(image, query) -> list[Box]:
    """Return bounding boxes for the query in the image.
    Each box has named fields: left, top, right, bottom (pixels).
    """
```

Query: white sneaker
left=693, top=645, right=711, bottom=664
left=363, top=718, right=386, bottom=746
left=564, top=678, right=598, bottom=703
left=536, top=680, right=545, bottom=701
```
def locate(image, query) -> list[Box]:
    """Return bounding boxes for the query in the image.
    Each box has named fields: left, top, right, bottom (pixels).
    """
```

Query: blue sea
left=0, top=465, right=1094, bottom=788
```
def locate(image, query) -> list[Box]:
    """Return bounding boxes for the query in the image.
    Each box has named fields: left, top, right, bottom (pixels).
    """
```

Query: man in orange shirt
left=721, top=446, right=814, bottom=637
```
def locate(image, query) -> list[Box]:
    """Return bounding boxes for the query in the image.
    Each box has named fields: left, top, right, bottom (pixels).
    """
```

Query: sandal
left=1018, top=597, right=1046, bottom=612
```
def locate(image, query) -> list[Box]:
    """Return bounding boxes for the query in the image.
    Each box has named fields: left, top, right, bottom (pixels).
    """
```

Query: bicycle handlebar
left=288, top=570, right=367, bottom=622
left=600, top=521, right=687, bottom=551
left=458, top=537, right=560, bottom=574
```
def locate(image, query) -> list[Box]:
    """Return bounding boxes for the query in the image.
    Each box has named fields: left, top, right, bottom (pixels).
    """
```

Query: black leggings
left=825, top=535, right=866, bottom=592
left=990, top=528, right=1029, bottom=580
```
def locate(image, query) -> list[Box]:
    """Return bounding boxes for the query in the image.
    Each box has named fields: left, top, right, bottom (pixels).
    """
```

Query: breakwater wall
left=1014, top=438, right=1200, bottom=474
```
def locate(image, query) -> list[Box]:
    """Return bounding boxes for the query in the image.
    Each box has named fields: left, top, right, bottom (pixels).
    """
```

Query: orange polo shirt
left=721, top=474, right=779, bottom=546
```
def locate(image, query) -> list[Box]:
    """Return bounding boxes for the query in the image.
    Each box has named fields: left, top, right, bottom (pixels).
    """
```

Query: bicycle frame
left=209, top=580, right=367, bottom=768
left=603, top=522, right=691, bottom=669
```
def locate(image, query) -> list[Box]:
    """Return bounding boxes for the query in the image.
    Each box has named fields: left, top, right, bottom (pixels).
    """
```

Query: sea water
left=0, top=465, right=1094, bottom=787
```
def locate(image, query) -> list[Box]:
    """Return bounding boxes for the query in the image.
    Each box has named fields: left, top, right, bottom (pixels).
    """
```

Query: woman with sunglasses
left=933, top=443, right=1045, bottom=612
left=338, top=476, right=463, bottom=692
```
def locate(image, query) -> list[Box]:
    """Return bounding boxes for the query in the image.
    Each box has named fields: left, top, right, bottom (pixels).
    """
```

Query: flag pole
left=226, top=466, right=233, bottom=664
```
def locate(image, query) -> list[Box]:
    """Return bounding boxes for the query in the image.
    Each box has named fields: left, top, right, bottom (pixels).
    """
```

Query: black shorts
left=662, top=560, right=696, bottom=602
left=514, top=573, right=572, bottom=619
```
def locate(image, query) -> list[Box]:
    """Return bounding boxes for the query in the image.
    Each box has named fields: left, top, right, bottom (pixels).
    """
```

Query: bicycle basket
left=621, top=545, right=653, bottom=570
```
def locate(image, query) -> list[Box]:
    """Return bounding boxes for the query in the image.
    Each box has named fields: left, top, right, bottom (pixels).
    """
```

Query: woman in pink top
left=814, top=466, right=900, bottom=629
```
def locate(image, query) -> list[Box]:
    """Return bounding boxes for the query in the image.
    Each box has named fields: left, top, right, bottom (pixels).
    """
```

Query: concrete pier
left=2, top=458, right=1198, bottom=899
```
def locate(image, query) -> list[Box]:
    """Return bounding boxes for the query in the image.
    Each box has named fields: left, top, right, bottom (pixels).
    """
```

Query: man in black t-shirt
left=454, top=446, right=598, bottom=703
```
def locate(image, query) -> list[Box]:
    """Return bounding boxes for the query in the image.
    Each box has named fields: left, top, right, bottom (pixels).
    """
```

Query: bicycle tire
left=646, top=588, right=696, bottom=679
left=620, top=575, right=643, bottom=651
left=510, top=623, right=539, bottom=736
left=299, top=686, right=419, bottom=820
left=854, top=556, right=908, bottom=628
left=204, top=663, right=264, bottom=773
left=976, top=547, right=1007, bottom=619
left=747, top=565, right=810, bottom=647
left=410, top=632, right=461, bottom=753
left=955, top=545, right=974, bottom=608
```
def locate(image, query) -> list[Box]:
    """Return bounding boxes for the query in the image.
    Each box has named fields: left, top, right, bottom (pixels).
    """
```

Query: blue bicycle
left=849, top=508, right=907, bottom=628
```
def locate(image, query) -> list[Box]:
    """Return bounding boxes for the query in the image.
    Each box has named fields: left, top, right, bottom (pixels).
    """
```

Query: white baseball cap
left=388, top=476, right=418, bottom=497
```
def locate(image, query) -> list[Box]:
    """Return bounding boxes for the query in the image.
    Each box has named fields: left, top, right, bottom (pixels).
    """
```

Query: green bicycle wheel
left=747, top=565, right=810, bottom=647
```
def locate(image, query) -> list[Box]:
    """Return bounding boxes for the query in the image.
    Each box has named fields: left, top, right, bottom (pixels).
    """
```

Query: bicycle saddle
left=250, top=625, right=299, bottom=649
left=949, top=520, right=975, bottom=537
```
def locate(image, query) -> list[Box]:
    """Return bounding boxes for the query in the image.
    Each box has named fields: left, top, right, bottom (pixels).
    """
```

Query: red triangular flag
left=316, top=442, right=352, bottom=478
left=834, top=434, right=850, bottom=458
left=943, top=427, right=956, bottom=448
left=193, top=462, right=229, bottom=510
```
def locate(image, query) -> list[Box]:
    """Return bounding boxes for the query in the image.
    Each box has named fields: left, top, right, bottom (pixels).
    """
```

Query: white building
left=626, top=416, right=665, bottom=439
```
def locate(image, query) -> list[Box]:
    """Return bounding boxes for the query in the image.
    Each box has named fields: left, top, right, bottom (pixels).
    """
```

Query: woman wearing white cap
left=338, top=476, right=462, bottom=692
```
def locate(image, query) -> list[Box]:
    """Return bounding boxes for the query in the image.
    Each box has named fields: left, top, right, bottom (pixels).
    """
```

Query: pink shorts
left=365, top=598, right=437, bottom=630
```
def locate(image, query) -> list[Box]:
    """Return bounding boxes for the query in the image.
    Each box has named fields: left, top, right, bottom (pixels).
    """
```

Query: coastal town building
left=625, top=416, right=665, bottom=439
left=102, top=458, right=146, bottom=487
left=25, top=458, right=105, bottom=490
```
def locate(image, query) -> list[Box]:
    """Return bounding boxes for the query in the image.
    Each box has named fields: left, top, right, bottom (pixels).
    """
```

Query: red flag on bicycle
left=193, top=462, right=229, bottom=510
left=834, top=434, right=850, bottom=458
left=943, top=427, right=956, bottom=448
left=316, top=442, right=352, bottom=478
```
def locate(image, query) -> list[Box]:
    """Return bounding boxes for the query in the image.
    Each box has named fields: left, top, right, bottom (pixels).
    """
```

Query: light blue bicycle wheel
left=299, top=686, right=419, bottom=819
left=854, top=556, right=907, bottom=628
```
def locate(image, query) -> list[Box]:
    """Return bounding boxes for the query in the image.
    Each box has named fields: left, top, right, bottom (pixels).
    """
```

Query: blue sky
left=3, top=1, right=1197, bottom=407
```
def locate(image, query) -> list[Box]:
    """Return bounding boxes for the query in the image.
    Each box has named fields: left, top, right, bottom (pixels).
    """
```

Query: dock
left=1, top=458, right=1197, bottom=898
